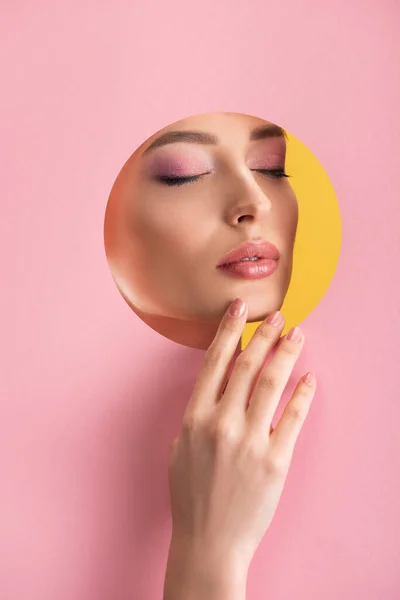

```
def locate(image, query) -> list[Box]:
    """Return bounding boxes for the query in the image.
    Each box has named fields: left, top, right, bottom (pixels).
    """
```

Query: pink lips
left=216, top=240, right=280, bottom=280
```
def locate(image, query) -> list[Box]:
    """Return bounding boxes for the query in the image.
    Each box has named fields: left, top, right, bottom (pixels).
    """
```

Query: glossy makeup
left=104, top=112, right=299, bottom=349
left=216, top=240, right=281, bottom=279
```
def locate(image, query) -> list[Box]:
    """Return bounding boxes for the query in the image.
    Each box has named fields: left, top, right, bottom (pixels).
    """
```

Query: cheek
left=288, top=199, right=299, bottom=232
left=132, top=194, right=207, bottom=265
left=275, top=191, right=298, bottom=244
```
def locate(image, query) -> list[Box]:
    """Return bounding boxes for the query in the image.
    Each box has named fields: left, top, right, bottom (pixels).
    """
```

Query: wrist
left=163, top=534, right=248, bottom=600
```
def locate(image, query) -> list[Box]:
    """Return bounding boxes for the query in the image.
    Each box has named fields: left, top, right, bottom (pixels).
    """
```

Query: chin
left=245, top=296, right=284, bottom=323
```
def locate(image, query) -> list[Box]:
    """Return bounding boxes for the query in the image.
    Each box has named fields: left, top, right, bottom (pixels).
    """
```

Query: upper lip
left=216, top=240, right=280, bottom=266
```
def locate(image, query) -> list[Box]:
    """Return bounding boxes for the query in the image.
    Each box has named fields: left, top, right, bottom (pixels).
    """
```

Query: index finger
left=186, top=297, right=248, bottom=416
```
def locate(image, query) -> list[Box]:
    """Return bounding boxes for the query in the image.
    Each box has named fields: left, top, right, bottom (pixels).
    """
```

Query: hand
left=164, top=298, right=316, bottom=599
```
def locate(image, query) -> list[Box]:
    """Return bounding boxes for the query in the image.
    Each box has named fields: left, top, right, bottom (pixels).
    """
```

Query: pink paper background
left=1, top=2, right=399, bottom=599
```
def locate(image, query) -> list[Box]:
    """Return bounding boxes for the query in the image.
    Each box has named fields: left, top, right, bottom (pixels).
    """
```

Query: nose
left=224, top=171, right=272, bottom=226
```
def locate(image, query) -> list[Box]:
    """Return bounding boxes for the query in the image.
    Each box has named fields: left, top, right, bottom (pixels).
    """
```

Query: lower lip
left=217, top=258, right=279, bottom=279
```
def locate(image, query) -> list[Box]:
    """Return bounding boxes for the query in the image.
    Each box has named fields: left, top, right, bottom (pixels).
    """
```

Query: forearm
left=163, top=536, right=248, bottom=600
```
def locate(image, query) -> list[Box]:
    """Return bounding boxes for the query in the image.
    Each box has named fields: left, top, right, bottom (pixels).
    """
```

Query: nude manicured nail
left=266, top=311, right=284, bottom=326
left=229, top=298, right=246, bottom=317
left=287, top=326, right=302, bottom=342
left=302, top=372, right=315, bottom=387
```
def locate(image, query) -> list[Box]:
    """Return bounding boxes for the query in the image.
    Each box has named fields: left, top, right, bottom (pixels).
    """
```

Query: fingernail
left=266, top=310, right=284, bottom=326
left=302, top=372, right=315, bottom=387
left=287, top=326, right=302, bottom=342
left=229, top=298, right=246, bottom=317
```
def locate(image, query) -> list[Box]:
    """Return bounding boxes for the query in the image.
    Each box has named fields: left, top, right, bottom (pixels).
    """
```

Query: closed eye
left=155, top=168, right=289, bottom=187
left=252, top=168, right=289, bottom=179
left=155, top=174, right=206, bottom=186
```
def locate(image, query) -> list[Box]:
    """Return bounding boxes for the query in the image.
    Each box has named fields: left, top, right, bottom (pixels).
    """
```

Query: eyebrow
left=142, top=123, right=286, bottom=154
left=249, top=124, right=287, bottom=141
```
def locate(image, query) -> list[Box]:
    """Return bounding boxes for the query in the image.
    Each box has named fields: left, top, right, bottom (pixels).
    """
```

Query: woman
left=104, top=112, right=298, bottom=349
left=105, top=112, right=315, bottom=598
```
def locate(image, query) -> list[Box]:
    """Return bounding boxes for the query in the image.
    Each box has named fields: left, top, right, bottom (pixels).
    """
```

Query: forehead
left=140, top=112, right=281, bottom=152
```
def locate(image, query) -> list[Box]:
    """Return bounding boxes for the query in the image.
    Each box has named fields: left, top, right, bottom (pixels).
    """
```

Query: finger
left=219, top=310, right=285, bottom=416
left=185, top=298, right=248, bottom=417
left=168, top=436, right=180, bottom=469
left=247, top=326, right=305, bottom=433
left=270, top=372, right=316, bottom=455
left=217, top=338, right=243, bottom=399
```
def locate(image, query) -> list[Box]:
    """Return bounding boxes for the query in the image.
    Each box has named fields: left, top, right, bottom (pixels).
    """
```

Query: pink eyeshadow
left=247, top=135, right=287, bottom=170
left=146, top=150, right=213, bottom=177
left=248, top=153, right=286, bottom=170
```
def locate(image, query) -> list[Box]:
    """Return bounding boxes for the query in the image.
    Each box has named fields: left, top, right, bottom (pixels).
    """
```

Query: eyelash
left=156, top=169, right=289, bottom=187
left=252, top=169, right=289, bottom=179
left=157, top=175, right=204, bottom=187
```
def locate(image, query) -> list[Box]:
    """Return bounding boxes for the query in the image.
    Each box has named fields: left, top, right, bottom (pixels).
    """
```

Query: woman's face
left=105, top=112, right=298, bottom=325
